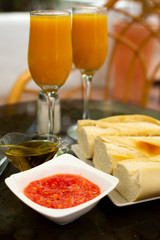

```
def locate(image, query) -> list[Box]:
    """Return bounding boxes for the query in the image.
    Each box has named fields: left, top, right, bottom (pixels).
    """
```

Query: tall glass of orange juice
left=28, top=10, right=72, bottom=134
left=72, top=6, right=108, bottom=119
left=67, top=6, right=108, bottom=138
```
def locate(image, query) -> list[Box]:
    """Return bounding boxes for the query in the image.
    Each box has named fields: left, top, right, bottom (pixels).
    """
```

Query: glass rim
left=0, top=132, right=61, bottom=142
left=72, top=5, right=107, bottom=12
left=30, top=10, right=71, bottom=17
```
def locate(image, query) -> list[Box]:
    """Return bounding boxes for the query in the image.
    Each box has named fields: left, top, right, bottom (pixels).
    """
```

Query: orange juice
left=28, top=15, right=72, bottom=91
left=72, top=14, right=108, bottom=72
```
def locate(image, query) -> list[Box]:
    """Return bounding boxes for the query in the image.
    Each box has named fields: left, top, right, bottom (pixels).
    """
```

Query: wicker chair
left=104, top=0, right=160, bottom=106
left=7, top=70, right=38, bottom=104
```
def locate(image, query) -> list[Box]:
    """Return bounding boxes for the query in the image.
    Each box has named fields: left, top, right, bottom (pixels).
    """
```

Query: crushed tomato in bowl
left=24, top=173, right=101, bottom=209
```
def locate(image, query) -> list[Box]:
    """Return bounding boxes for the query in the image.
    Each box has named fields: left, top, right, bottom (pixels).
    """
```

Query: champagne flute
left=67, top=6, right=108, bottom=139
left=28, top=10, right=72, bottom=134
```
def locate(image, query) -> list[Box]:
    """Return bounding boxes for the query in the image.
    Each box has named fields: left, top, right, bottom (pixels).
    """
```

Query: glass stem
left=82, top=74, right=93, bottom=119
left=46, top=92, right=57, bottom=134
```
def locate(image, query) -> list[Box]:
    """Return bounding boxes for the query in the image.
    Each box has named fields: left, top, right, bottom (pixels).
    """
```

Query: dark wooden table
left=0, top=99, right=160, bottom=240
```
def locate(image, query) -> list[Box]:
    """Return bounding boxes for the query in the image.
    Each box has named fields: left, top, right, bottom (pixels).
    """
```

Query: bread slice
left=113, top=158, right=160, bottom=202
left=77, top=118, right=160, bottom=159
left=93, top=136, right=160, bottom=174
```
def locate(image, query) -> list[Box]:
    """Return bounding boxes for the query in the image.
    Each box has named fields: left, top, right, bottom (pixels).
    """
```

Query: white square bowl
left=5, top=154, right=118, bottom=225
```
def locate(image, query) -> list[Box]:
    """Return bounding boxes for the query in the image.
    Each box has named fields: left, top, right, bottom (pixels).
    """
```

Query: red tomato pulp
left=24, top=174, right=101, bottom=209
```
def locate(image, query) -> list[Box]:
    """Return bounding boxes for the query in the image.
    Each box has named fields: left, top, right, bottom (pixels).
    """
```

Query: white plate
left=72, top=144, right=160, bottom=207
left=5, top=153, right=118, bottom=225
left=108, top=189, right=160, bottom=207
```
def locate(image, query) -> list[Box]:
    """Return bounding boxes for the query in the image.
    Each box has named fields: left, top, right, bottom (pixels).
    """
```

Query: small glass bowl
left=0, top=132, right=70, bottom=171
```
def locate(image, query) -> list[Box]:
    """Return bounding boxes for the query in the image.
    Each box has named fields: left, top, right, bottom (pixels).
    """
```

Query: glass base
left=67, top=124, right=77, bottom=140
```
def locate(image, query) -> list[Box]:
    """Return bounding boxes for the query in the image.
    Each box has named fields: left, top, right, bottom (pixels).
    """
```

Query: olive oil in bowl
left=3, top=140, right=59, bottom=171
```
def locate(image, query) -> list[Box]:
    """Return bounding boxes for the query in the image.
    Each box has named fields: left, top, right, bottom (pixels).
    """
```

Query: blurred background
left=0, top=0, right=58, bottom=11
left=0, top=0, right=107, bottom=11
left=0, top=0, right=160, bottom=109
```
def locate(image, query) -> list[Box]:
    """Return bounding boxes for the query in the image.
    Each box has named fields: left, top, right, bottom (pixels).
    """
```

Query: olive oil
left=4, top=140, right=58, bottom=171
